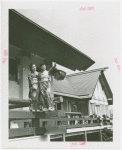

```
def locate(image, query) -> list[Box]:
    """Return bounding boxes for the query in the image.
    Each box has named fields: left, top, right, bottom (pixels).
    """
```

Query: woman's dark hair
left=102, top=115, right=106, bottom=118
left=40, top=62, right=46, bottom=68
left=29, top=63, right=36, bottom=71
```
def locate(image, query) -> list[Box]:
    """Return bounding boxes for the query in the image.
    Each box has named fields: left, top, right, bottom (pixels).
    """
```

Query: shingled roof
left=54, top=67, right=113, bottom=105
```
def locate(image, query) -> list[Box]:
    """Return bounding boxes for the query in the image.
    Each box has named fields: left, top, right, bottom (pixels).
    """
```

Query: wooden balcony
left=9, top=98, right=112, bottom=141
left=9, top=110, right=112, bottom=140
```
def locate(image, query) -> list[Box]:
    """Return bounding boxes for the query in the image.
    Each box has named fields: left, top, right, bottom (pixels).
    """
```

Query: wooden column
left=19, top=56, right=31, bottom=99
left=67, top=101, right=69, bottom=112
left=88, top=100, right=90, bottom=115
left=67, top=101, right=70, bottom=125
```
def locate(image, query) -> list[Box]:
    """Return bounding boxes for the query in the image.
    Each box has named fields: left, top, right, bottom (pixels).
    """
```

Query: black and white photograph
left=1, top=0, right=121, bottom=149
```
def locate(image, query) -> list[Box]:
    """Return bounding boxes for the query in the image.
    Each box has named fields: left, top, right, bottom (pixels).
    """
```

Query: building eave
left=54, top=91, right=92, bottom=99
left=99, top=72, right=113, bottom=105
left=9, top=9, right=95, bottom=71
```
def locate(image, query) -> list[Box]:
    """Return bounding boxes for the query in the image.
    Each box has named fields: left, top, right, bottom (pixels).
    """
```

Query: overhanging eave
left=9, top=9, right=95, bottom=71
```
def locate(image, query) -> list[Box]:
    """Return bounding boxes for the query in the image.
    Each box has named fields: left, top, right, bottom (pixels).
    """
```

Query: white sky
left=16, top=2, right=121, bottom=93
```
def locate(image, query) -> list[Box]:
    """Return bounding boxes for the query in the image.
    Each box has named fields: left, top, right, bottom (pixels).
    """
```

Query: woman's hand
left=53, top=62, right=57, bottom=67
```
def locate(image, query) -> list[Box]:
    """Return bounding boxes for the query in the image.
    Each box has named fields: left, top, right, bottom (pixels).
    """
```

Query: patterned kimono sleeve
left=48, top=71, right=51, bottom=82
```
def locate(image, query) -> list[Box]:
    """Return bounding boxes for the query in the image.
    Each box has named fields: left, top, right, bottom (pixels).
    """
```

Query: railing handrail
left=65, top=112, right=81, bottom=115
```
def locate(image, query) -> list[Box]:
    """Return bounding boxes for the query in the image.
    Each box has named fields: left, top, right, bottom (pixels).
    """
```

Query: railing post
left=99, top=118, right=101, bottom=126
left=70, top=114, right=73, bottom=125
left=106, top=118, right=110, bottom=125
left=88, top=119, right=91, bottom=124
left=32, top=118, right=40, bottom=136
left=97, top=118, right=100, bottom=124
left=99, top=129, right=102, bottom=141
left=62, top=133, right=65, bottom=142
left=67, top=115, right=70, bottom=125
left=32, top=118, right=40, bottom=127
left=103, top=118, right=107, bottom=125
left=84, top=131, right=87, bottom=141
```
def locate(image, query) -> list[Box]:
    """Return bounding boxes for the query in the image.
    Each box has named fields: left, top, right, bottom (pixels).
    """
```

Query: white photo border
left=1, top=0, right=122, bottom=149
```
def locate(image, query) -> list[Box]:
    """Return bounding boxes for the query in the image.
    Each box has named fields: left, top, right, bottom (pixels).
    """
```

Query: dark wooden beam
left=9, top=126, right=66, bottom=138
left=9, top=99, right=30, bottom=105
left=9, top=97, right=63, bottom=109
left=9, top=111, right=98, bottom=121
left=10, top=119, right=32, bottom=123
left=9, top=97, right=63, bottom=105
left=9, top=104, right=29, bottom=109
left=9, top=127, right=36, bottom=138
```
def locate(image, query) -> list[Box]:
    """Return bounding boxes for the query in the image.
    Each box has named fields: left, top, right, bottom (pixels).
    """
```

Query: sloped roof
left=54, top=68, right=113, bottom=104
left=66, top=71, right=100, bottom=96
left=9, top=9, right=95, bottom=71
left=53, top=78, right=77, bottom=96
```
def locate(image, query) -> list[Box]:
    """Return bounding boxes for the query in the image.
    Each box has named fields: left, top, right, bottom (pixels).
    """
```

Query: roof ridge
left=66, top=67, right=108, bottom=78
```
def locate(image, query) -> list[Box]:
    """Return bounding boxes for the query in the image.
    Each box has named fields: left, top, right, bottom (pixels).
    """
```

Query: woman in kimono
left=28, top=64, right=39, bottom=111
left=38, top=63, right=54, bottom=111
left=38, top=62, right=66, bottom=111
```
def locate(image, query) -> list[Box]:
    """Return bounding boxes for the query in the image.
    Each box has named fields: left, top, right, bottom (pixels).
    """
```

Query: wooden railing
left=9, top=98, right=112, bottom=139
left=9, top=110, right=111, bottom=139
left=9, top=110, right=66, bottom=139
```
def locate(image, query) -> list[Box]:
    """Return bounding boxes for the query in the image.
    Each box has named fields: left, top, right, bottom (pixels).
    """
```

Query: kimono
left=38, top=70, right=54, bottom=110
left=28, top=71, right=39, bottom=111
